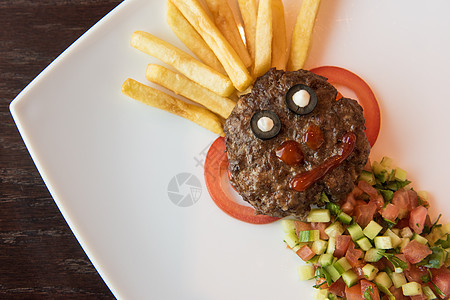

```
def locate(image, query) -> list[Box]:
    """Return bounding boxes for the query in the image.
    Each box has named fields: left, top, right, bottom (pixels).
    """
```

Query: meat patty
left=224, top=68, right=371, bottom=220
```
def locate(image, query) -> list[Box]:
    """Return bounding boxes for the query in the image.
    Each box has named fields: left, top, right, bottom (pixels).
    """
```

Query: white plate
left=10, top=0, right=450, bottom=299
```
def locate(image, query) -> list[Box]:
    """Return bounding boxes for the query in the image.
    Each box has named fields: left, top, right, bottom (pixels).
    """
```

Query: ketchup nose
left=275, top=140, right=304, bottom=166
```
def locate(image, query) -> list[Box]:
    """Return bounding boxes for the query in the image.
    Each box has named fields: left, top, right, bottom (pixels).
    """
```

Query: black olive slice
left=250, top=110, right=281, bottom=140
left=285, top=84, right=317, bottom=115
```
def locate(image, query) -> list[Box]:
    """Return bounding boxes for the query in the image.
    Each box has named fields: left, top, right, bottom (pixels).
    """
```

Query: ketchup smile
left=290, top=132, right=356, bottom=192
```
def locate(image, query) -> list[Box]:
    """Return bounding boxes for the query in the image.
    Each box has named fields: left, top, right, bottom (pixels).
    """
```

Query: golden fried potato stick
left=271, top=0, right=287, bottom=70
left=253, top=0, right=273, bottom=77
left=146, top=64, right=235, bottom=119
left=166, top=1, right=226, bottom=75
left=121, top=78, right=224, bottom=136
left=170, top=0, right=253, bottom=92
left=237, top=0, right=257, bottom=65
left=287, top=0, right=321, bottom=71
left=130, top=31, right=234, bottom=97
left=204, top=0, right=252, bottom=68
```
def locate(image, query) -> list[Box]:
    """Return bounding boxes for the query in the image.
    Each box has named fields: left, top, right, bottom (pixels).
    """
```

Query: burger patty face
left=224, top=69, right=371, bottom=220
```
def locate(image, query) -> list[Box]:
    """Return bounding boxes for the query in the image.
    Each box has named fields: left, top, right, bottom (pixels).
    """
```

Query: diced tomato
left=404, top=264, right=428, bottom=283
left=296, top=245, right=315, bottom=261
left=345, top=282, right=362, bottom=300
left=346, top=242, right=363, bottom=268
left=328, top=278, right=346, bottom=297
left=395, top=217, right=410, bottom=229
left=369, top=195, right=384, bottom=211
left=431, top=266, right=450, bottom=299
left=358, top=180, right=378, bottom=199
left=315, top=277, right=329, bottom=290
left=407, top=189, right=419, bottom=210
left=392, top=189, right=410, bottom=219
left=352, top=262, right=366, bottom=280
left=409, top=206, right=428, bottom=234
left=353, top=201, right=377, bottom=227
left=341, top=186, right=363, bottom=215
left=335, top=235, right=352, bottom=258
left=402, top=240, right=432, bottom=264
left=389, top=286, right=409, bottom=300
left=311, top=222, right=329, bottom=240
left=361, top=279, right=380, bottom=300
left=381, top=203, right=399, bottom=222
left=372, top=257, right=389, bottom=272
left=294, top=221, right=312, bottom=235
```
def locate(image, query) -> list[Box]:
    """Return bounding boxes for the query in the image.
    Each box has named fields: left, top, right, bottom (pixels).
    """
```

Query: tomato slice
left=310, top=66, right=381, bottom=147
left=204, top=137, right=279, bottom=224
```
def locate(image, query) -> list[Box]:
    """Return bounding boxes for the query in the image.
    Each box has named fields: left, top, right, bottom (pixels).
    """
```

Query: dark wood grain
left=0, top=1, right=121, bottom=298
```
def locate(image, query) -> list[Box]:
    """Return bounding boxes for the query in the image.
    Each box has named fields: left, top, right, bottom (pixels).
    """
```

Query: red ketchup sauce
left=304, top=124, right=324, bottom=150
left=275, top=140, right=304, bottom=166
left=290, top=132, right=356, bottom=192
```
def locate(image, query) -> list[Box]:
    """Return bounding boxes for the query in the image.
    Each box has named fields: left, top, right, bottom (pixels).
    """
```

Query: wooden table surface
left=1, top=1, right=122, bottom=298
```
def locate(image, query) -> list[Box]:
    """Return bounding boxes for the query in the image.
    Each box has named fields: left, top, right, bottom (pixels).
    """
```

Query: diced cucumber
left=281, top=219, right=296, bottom=233
left=325, top=264, right=341, bottom=282
left=373, top=161, right=388, bottom=183
left=417, top=190, right=429, bottom=201
left=334, top=257, right=352, bottom=274
left=390, top=272, right=407, bottom=289
left=384, top=229, right=402, bottom=248
left=402, top=282, right=422, bottom=296
left=297, top=264, right=315, bottom=281
left=347, top=223, right=364, bottom=241
left=391, top=228, right=400, bottom=236
left=298, top=230, right=320, bottom=242
left=307, top=209, right=331, bottom=223
left=364, top=248, right=384, bottom=262
left=314, top=289, right=329, bottom=300
left=422, top=285, right=437, bottom=299
left=326, top=236, right=336, bottom=255
left=362, top=263, right=378, bottom=281
left=400, top=227, right=413, bottom=238
left=342, top=270, right=358, bottom=288
left=380, top=156, right=393, bottom=168
left=356, top=237, right=372, bottom=251
left=324, top=222, right=345, bottom=238
left=394, top=167, right=407, bottom=181
left=374, top=272, right=393, bottom=289
left=308, top=255, right=320, bottom=264
left=337, top=211, right=353, bottom=225
left=284, top=231, right=300, bottom=249
left=426, top=226, right=444, bottom=246
left=441, top=222, right=450, bottom=235
left=374, top=236, right=393, bottom=249
left=359, top=170, right=376, bottom=185
left=363, top=220, right=383, bottom=239
left=318, top=253, right=334, bottom=267
left=312, top=240, right=328, bottom=255
left=412, top=233, right=428, bottom=245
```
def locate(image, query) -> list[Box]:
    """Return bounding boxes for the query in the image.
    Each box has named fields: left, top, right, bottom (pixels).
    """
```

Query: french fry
left=204, top=0, right=252, bottom=68
left=121, top=78, right=224, bottom=136
left=166, top=1, right=226, bottom=75
left=271, top=0, right=287, bottom=70
left=146, top=64, right=235, bottom=119
left=237, top=0, right=257, bottom=65
left=253, top=0, right=273, bottom=77
left=130, top=31, right=234, bottom=97
left=287, top=0, right=321, bottom=71
left=170, top=0, right=253, bottom=92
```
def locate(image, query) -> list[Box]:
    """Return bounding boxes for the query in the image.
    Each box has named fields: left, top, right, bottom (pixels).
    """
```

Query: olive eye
left=250, top=110, right=281, bottom=140
left=285, top=84, right=317, bottom=115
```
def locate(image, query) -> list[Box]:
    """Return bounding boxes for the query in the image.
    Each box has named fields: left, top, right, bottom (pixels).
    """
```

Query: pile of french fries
left=122, top=0, right=321, bottom=136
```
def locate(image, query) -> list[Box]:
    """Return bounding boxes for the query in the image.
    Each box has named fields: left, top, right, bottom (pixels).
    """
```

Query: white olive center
left=257, top=116, right=274, bottom=132
left=292, top=89, right=311, bottom=108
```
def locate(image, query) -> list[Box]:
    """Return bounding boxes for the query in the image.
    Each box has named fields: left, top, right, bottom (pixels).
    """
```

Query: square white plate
left=10, top=0, right=450, bottom=299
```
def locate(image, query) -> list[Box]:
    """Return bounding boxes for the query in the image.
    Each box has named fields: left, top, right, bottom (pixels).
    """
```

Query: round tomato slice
left=310, top=66, right=381, bottom=147
left=204, top=137, right=279, bottom=224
